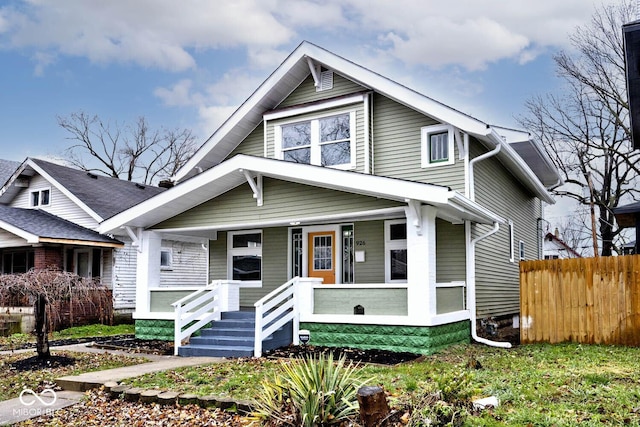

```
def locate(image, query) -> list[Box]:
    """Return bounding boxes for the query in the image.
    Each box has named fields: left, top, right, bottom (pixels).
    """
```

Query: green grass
left=123, top=343, right=640, bottom=426
left=0, top=324, right=134, bottom=349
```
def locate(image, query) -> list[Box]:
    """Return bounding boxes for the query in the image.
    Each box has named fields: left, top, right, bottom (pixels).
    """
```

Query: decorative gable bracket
left=241, top=169, right=263, bottom=207
left=124, top=226, right=143, bottom=253
left=454, top=128, right=466, bottom=160
left=405, top=199, right=423, bottom=236
left=306, top=57, right=321, bottom=88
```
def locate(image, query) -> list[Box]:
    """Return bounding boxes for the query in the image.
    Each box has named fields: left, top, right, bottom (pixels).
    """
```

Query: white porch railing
left=254, top=277, right=317, bottom=357
left=171, top=280, right=239, bottom=356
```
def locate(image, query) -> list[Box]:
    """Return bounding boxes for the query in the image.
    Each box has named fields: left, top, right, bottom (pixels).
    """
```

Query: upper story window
left=276, top=111, right=356, bottom=169
left=421, top=124, right=455, bottom=168
left=30, top=188, right=50, bottom=207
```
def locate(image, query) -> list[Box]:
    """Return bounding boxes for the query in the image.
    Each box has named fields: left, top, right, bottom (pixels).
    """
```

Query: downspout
left=466, top=128, right=511, bottom=348
left=467, top=221, right=512, bottom=348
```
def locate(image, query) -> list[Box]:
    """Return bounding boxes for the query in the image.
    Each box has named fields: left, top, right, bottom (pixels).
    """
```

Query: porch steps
left=177, top=310, right=292, bottom=358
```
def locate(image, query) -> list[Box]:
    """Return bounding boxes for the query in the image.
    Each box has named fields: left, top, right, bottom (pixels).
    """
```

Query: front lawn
left=124, top=343, right=640, bottom=425
left=0, top=324, right=135, bottom=350
left=0, top=351, right=147, bottom=401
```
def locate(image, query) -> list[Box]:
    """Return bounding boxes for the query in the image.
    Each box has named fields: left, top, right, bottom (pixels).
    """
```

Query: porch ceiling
left=99, top=155, right=504, bottom=235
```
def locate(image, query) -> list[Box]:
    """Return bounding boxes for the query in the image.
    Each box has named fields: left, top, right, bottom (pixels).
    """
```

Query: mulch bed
left=0, top=335, right=133, bottom=352
left=264, top=344, right=423, bottom=365
left=9, top=354, right=77, bottom=372
left=91, top=337, right=174, bottom=355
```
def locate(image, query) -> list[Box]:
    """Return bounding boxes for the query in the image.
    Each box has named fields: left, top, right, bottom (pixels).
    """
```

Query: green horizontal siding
left=353, top=220, right=385, bottom=283
left=436, top=287, right=465, bottom=314
left=279, top=73, right=367, bottom=108
left=313, top=288, right=408, bottom=315
left=154, top=178, right=402, bottom=229
left=229, top=123, right=264, bottom=158
left=436, top=219, right=466, bottom=282
left=371, top=93, right=465, bottom=191
left=150, top=290, right=195, bottom=313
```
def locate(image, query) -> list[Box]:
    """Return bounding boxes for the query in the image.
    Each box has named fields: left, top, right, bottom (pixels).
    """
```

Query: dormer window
left=421, top=124, right=455, bottom=168
left=275, top=111, right=356, bottom=169
left=30, top=189, right=50, bottom=207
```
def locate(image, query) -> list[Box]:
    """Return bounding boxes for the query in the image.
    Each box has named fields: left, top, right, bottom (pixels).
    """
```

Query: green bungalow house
left=98, top=41, right=560, bottom=357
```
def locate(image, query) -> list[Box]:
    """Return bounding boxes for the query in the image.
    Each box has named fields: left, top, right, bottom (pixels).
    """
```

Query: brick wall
left=34, top=247, right=63, bottom=270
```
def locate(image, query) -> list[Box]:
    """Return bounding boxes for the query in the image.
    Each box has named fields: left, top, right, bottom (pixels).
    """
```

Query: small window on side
left=421, top=124, right=455, bottom=168
left=160, top=248, right=172, bottom=270
left=519, top=240, right=525, bottom=260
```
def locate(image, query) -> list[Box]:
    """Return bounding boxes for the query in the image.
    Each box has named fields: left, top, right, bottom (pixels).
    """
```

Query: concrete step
left=200, top=327, right=254, bottom=337
left=210, top=319, right=255, bottom=329
left=220, top=311, right=255, bottom=320
left=189, top=335, right=254, bottom=347
left=178, top=344, right=254, bottom=358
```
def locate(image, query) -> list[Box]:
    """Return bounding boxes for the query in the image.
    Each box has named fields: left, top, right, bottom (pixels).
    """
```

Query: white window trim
left=384, top=219, right=407, bottom=283
left=508, top=220, right=515, bottom=263
left=274, top=110, right=357, bottom=170
left=519, top=240, right=525, bottom=260
left=421, top=124, right=455, bottom=168
left=227, top=229, right=263, bottom=288
left=30, top=187, right=51, bottom=208
left=160, top=247, right=173, bottom=270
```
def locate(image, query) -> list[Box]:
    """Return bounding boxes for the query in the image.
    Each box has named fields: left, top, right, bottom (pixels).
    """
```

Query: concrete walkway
left=0, top=342, right=224, bottom=425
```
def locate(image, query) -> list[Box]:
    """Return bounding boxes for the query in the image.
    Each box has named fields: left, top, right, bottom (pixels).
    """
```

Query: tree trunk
left=35, top=294, right=50, bottom=359
left=357, top=386, right=390, bottom=427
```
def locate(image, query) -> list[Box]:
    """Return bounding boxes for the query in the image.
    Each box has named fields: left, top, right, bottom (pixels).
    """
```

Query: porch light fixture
left=299, top=329, right=310, bottom=346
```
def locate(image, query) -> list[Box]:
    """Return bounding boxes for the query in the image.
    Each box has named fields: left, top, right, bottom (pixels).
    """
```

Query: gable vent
left=317, top=70, right=333, bottom=92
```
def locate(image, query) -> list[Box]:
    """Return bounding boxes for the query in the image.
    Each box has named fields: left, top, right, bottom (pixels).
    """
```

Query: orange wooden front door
left=308, top=231, right=336, bottom=284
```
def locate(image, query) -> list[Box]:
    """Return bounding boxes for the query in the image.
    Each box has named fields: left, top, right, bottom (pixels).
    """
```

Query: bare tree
left=58, top=112, right=198, bottom=185
left=0, top=269, right=112, bottom=359
left=519, top=0, right=640, bottom=256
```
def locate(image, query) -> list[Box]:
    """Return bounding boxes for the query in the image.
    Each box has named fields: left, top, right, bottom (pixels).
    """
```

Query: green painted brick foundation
left=299, top=321, right=470, bottom=355
left=135, top=319, right=211, bottom=341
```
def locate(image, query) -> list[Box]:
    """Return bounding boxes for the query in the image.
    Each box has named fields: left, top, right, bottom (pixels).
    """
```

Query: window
left=2, top=250, right=34, bottom=273
left=160, top=248, right=172, bottom=270
left=508, top=220, right=515, bottom=263
left=519, top=240, right=525, bottom=260
left=30, top=188, right=51, bottom=207
left=291, top=228, right=303, bottom=277
left=276, top=111, right=356, bottom=168
left=421, top=124, right=455, bottom=167
left=228, top=230, right=262, bottom=285
left=342, top=225, right=354, bottom=284
left=385, top=220, right=407, bottom=282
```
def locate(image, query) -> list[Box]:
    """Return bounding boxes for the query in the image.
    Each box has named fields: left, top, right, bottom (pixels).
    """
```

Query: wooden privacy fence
left=520, top=255, right=640, bottom=346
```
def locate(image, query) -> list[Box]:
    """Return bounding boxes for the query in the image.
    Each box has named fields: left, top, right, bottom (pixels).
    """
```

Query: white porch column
left=136, top=230, right=162, bottom=315
left=405, top=204, right=437, bottom=323
left=217, top=281, right=240, bottom=313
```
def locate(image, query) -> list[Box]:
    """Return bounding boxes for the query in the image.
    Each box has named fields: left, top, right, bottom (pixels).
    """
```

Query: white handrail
left=172, top=280, right=223, bottom=356
left=254, top=277, right=300, bottom=357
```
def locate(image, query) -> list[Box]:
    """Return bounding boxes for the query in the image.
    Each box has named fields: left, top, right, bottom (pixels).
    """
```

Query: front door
left=308, top=231, right=336, bottom=284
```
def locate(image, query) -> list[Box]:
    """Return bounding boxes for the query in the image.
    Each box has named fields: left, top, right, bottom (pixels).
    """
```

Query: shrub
left=251, top=353, right=367, bottom=426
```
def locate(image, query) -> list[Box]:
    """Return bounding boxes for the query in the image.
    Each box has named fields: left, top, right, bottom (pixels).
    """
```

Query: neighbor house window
left=519, top=240, right=525, bottom=260
left=2, top=250, right=34, bottom=273
left=160, top=248, right=172, bottom=270
left=421, top=124, right=455, bottom=167
left=385, top=220, right=407, bottom=282
left=30, top=188, right=51, bottom=207
left=276, top=111, right=356, bottom=168
left=228, top=230, right=262, bottom=285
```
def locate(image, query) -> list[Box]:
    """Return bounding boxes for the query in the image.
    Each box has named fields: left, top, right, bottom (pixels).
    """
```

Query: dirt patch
left=9, top=354, right=76, bottom=372
left=264, top=344, right=422, bottom=365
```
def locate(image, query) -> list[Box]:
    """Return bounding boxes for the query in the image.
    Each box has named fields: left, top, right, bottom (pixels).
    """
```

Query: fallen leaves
left=16, top=389, right=252, bottom=426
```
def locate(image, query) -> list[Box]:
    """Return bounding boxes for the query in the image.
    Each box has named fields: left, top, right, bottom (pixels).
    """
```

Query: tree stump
left=157, top=391, right=180, bottom=406
left=178, top=393, right=199, bottom=406
left=109, top=385, right=131, bottom=400
left=140, top=389, right=162, bottom=404
left=123, top=387, right=142, bottom=402
left=357, top=386, right=390, bottom=427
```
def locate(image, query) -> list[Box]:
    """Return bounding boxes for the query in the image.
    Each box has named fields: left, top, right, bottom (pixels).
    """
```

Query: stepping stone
left=109, top=385, right=131, bottom=399
left=140, top=389, right=162, bottom=404
left=123, top=387, right=142, bottom=402
left=103, top=381, right=119, bottom=393
left=157, top=391, right=180, bottom=406
left=216, top=397, right=236, bottom=410
left=198, top=395, right=218, bottom=408
left=178, top=393, right=198, bottom=406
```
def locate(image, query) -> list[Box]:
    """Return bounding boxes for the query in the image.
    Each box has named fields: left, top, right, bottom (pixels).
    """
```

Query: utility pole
left=587, top=172, right=599, bottom=256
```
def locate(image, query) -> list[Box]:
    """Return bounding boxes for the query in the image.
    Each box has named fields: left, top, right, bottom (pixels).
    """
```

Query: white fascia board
left=0, top=220, right=39, bottom=243
left=27, top=159, right=104, bottom=222
left=263, top=93, right=366, bottom=121
left=447, top=193, right=505, bottom=225
left=0, top=159, right=29, bottom=201
left=174, top=45, right=311, bottom=182
left=480, top=130, right=556, bottom=204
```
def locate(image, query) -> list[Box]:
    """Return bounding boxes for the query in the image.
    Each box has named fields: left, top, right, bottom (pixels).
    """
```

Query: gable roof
left=613, top=200, right=640, bottom=228
left=544, top=232, right=581, bottom=258
left=0, top=159, right=20, bottom=188
left=99, top=154, right=505, bottom=236
left=0, top=158, right=166, bottom=221
left=175, top=41, right=558, bottom=202
left=0, top=205, right=122, bottom=247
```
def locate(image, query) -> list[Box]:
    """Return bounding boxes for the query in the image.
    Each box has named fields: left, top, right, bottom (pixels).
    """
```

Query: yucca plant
left=250, top=353, right=367, bottom=426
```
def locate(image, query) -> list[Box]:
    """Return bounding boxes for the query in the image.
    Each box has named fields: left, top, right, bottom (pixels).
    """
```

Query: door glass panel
left=342, top=225, right=354, bottom=284
left=76, top=252, right=90, bottom=277
left=291, top=228, right=303, bottom=277
left=313, top=235, right=333, bottom=271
